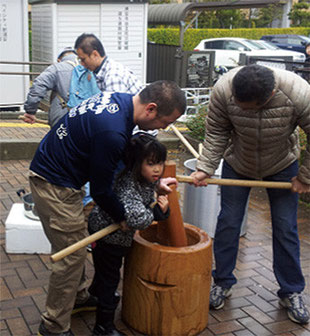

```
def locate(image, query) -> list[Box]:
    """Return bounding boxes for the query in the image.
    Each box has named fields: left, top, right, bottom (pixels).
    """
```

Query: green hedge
left=148, top=27, right=310, bottom=51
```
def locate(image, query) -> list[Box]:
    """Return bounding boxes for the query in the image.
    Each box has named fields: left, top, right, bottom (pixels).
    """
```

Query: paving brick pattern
left=1, top=123, right=310, bottom=335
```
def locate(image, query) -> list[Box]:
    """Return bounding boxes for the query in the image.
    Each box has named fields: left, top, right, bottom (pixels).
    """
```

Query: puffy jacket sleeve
left=24, top=64, right=58, bottom=114
left=196, top=76, right=234, bottom=176
left=295, top=79, right=310, bottom=185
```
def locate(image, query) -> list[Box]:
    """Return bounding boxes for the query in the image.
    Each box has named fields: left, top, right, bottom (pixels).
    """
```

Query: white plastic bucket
left=182, top=158, right=247, bottom=238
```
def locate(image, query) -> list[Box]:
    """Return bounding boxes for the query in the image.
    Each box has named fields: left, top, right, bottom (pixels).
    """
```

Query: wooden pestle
left=156, top=161, right=188, bottom=247
left=18, top=115, right=49, bottom=125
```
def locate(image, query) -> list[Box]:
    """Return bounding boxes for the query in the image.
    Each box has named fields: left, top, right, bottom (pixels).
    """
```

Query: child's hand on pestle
left=157, top=177, right=178, bottom=194
left=119, top=220, right=130, bottom=232
left=157, top=195, right=169, bottom=214
left=190, top=170, right=211, bottom=187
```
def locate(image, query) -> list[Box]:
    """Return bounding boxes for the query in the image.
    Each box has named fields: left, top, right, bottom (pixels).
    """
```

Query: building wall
left=31, top=2, right=147, bottom=82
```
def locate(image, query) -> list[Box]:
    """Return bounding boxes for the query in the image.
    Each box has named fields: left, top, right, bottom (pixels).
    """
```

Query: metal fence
left=147, top=43, right=179, bottom=83
left=239, top=54, right=310, bottom=82
left=0, top=61, right=50, bottom=77
left=147, top=43, right=216, bottom=88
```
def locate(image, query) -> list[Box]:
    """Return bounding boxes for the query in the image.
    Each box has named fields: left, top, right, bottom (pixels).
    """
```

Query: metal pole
left=0, top=61, right=51, bottom=65
left=0, top=72, right=41, bottom=76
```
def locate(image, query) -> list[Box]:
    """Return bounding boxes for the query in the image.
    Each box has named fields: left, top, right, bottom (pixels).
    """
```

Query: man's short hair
left=232, top=64, right=275, bottom=104
left=139, top=80, right=186, bottom=117
left=57, top=48, right=76, bottom=60
left=74, top=33, right=105, bottom=57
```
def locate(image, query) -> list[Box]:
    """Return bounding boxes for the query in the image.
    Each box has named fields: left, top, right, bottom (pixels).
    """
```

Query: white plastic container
left=182, top=158, right=247, bottom=238
left=5, top=203, right=51, bottom=254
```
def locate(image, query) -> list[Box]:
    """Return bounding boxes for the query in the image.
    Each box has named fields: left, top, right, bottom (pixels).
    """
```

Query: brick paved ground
left=1, top=122, right=310, bottom=335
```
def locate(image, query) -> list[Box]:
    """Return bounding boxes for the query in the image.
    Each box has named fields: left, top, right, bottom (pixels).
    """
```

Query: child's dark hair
left=122, top=133, right=167, bottom=183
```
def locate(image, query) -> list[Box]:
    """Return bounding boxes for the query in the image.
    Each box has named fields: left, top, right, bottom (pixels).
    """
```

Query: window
left=288, top=36, right=303, bottom=45
left=271, top=36, right=287, bottom=44
left=224, top=41, right=248, bottom=51
left=204, top=40, right=225, bottom=50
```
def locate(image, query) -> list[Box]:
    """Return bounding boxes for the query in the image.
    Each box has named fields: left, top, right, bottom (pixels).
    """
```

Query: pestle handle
left=51, top=223, right=121, bottom=262
left=165, top=184, right=188, bottom=247
left=170, top=125, right=200, bottom=159
left=157, top=161, right=188, bottom=247
left=176, top=175, right=292, bottom=189
left=18, top=115, right=49, bottom=125
left=51, top=202, right=159, bottom=263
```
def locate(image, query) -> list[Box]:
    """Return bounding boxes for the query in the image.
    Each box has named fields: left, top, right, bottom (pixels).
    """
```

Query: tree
left=197, top=9, right=247, bottom=29
left=289, top=1, right=310, bottom=27
left=254, top=4, right=283, bottom=28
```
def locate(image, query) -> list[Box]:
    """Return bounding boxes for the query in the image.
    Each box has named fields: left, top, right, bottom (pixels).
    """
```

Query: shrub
left=148, top=27, right=310, bottom=51
left=185, top=106, right=207, bottom=142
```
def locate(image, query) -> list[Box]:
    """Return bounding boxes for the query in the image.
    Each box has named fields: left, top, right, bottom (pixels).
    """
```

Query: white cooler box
left=5, top=203, right=51, bottom=254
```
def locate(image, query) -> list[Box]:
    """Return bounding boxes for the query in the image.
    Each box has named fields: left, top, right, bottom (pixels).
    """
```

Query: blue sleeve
left=89, top=130, right=127, bottom=223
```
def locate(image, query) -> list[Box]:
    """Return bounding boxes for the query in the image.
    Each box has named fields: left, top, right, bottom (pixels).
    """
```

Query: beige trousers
left=29, top=176, right=89, bottom=333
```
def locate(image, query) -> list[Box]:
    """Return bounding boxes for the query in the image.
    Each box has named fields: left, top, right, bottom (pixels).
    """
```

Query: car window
left=224, top=41, right=249, bottom=51
left=288, top=36, right=303, bottom=45
left=244, top=40, right=264, bottom=50
left=257, top=40, right=279, bottom=50
left=301, top=36, right=310, bottom=43
left=204, top=40, right=225, bottom=49
left=271, top=36, right=288, bottom=43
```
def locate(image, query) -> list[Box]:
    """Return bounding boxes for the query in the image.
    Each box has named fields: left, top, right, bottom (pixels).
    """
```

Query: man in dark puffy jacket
left=191, top=64, right=310, bottom=325
left=23, top=48, right=78, bottom=127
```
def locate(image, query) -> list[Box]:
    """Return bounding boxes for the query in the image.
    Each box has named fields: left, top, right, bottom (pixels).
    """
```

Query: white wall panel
left=0, top=0, right=29, bottom=106
left=57, top=4, right=100, bottom=54
left=31, top=2, right=147, bottom=84
left=100, top=3, right=146, bottom=82
left=32, top=4, right=54, bottom=65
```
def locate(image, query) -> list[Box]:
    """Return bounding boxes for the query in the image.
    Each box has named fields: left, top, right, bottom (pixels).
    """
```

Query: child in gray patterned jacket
left=88, top=133, right=170, bottom=336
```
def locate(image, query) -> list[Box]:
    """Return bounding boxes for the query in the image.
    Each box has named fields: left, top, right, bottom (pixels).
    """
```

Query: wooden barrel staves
left=122, top=223, right=212, bottom=336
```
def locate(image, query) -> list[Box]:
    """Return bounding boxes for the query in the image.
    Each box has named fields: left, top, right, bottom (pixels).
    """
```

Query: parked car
left=252, top=40, right=305, bottom=62
left=193, top=37, right=300, bottom=68
left=260, top=34, right=310, bottom=55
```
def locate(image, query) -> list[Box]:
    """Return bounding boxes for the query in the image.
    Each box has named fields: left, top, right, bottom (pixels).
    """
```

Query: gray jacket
left=197, top=67, right=310, bottom=184
left=24, top=54, right=78, bottom=127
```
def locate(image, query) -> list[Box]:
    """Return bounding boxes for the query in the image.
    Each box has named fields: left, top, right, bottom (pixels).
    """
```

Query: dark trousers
left=213, top=160, right=305, bottom=298
left=89, top=241, right=130, bottom=310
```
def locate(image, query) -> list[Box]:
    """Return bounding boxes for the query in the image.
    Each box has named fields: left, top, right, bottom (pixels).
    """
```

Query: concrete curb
left=0, top=136, right=181, bottom=161
left=0, top=139, right=42, bottom=161
left=0, top=111, right=48, bottom=120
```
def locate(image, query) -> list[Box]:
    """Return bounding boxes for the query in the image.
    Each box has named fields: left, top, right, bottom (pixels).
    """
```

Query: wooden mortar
left=122, top=223, right=212, bottom=336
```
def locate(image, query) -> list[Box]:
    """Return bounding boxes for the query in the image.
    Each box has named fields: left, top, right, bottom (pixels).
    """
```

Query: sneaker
left=279, top=293, right=310, bottom=324
left=72, top=294, right=98, bottom=315
left=209, top=284, right=232, bottom=310
left=38, top=322, right=74, bottom=336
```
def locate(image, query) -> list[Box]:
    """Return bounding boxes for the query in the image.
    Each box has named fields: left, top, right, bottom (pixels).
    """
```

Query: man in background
left=23, top=48, right=78, bottom=127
